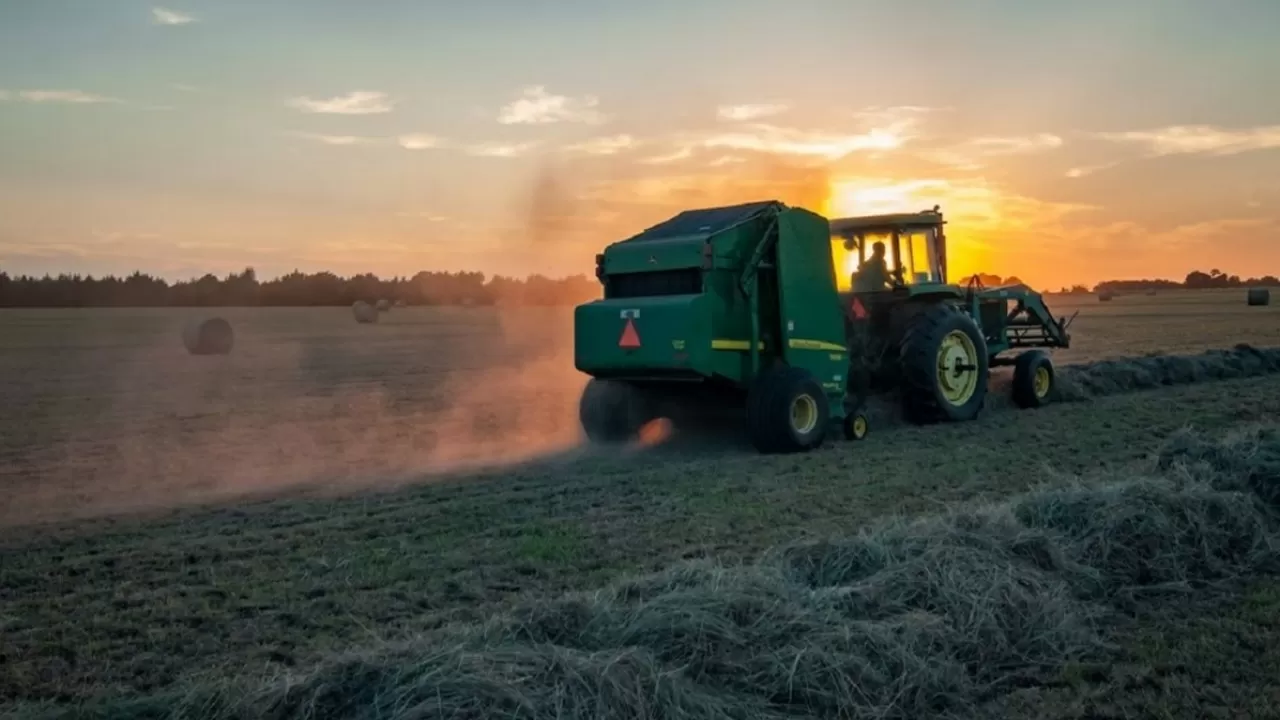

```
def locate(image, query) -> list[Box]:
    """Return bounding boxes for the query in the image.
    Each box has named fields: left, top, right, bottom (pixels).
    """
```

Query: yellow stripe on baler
left=788, top=338, right=846, bottom=352
left=710, top=338, right=846, bottom=353
left=711, top=339, right=764, bottom=350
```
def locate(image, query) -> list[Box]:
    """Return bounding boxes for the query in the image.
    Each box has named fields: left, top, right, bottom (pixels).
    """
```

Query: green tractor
left=573, top=200, right=1075, bottom=453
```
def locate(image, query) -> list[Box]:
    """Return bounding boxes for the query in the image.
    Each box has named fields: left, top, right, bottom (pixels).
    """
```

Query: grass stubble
left=2, top=299, right=1280, bottom=719
left=10, top=419, right=1280, bottom=718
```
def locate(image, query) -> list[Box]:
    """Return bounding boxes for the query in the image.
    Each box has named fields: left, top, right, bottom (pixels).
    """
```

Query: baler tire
left=898, top=303, right=989, bottom=424
left=578, top=378, right=651, bottom=444
left=1012, top=350, right=1055, bottom=409
left=843, top=411, right=870, bottom=441
left=746, top=367, right=830, bottom=454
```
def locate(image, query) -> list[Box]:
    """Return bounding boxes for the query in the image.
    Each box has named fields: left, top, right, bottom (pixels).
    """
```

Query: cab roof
left=829, top=209, right=945, bottom=235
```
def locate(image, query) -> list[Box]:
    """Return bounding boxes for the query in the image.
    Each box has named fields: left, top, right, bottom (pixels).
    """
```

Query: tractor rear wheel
left=746, top=366, right=830, bottom=454
left=898, top=303, right=989, bottom=423
left=578, top=378, right=652, bottom=444
left=1012, top=349, right=1055, bottom=408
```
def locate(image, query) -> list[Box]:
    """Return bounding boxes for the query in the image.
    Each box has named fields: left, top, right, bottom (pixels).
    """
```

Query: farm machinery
left=573, top=200, right=1077, bottom=453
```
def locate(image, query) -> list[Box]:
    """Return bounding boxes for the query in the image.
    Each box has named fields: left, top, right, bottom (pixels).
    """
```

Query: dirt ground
left=1, top=287, right=1279, bottom=714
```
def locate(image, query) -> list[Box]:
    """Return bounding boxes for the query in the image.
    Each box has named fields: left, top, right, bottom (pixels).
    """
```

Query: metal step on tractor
left=573, top=200, right=1077, bottom=454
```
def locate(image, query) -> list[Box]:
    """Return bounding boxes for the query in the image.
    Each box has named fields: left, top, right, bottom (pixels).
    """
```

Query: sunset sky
left=1, top=0, right=1278, bottom=289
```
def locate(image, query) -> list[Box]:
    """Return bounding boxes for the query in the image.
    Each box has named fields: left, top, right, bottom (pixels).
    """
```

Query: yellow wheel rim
left=936, top=329, right=980, bottom=405
left=851, top=415, right=868, bottom=439
left=790, top=394, right=819, bottom=434
left=1034, top=366, right=1051, bottom=398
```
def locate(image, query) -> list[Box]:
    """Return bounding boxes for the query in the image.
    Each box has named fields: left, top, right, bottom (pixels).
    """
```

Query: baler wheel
left=843, top=411, right=870, bottom=441
left=746, top=366, right=830, bottom=454
left=1012, top=349, right=1056, bottom=408
left=898, top=303, right=989, bottom=423
left=578, top=378, right=652, bottom=444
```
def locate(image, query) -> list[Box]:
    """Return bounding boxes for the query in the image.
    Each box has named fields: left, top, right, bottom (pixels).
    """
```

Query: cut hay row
left=21, top=424, right=1280, bottom=720
left=1055, top=343, right=1280, bottom=401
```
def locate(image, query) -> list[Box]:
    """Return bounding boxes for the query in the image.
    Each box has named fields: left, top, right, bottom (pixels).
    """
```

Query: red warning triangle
left=618, top=318, right=641, bottom=348
left=851, top=296, right=869, bottom=319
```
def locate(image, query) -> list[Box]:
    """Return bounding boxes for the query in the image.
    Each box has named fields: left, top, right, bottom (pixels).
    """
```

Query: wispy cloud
left=290, top=130, right=534, bottom=159
left=700, top=123, right=907, bottom=160
left=563, top=134, right=636, bottom=155
left=151, top=7, right=197, bottom=25
left=639, top=147, right=694, bottom=165
left=397, top=133, right=444, bottom=150
left=1064, top=161, right=1121, bottom=179
left=394, top=212, right=449, bottom=222
left=967, top=133, right=1064, bottom=154
left=1096, top=124, right=1280, bottom=157
left=922, top=133, right=1064, bottom=170
left=465, top=142, right=538, bottom=158
left=717, top=103, right=789, bottom=121
left=0, top=89, right=122, bottom=104
left=497, top=86, right=606, bottom=125
left=287, top=91, right=394, bottom=115
left=293, top=132, right=381, bottom=146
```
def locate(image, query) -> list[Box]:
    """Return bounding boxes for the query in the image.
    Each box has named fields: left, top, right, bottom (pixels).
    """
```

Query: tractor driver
left=852, top=240, right=890, bottom=292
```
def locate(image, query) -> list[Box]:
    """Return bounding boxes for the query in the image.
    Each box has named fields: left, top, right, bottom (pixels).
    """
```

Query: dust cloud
left=0, top=307, right=589, bottom=528
left=0, top=157, right=844, bottom=529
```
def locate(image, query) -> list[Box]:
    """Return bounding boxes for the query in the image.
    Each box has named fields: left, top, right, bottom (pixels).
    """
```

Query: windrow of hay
left=21, top=424, right=1280, bottom=720
left=1055, top=343, right=1280, bottom=401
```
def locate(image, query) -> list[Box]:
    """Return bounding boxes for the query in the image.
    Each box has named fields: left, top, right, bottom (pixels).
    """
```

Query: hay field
left=3, top=287, right=1280, bottom=717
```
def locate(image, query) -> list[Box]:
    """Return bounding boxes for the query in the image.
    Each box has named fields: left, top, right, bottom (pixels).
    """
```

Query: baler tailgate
left=773, top=209, right=850, bottom=395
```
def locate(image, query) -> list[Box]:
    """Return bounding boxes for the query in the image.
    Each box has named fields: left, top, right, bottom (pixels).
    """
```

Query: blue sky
left=1, top=0, right=1278, bottom=287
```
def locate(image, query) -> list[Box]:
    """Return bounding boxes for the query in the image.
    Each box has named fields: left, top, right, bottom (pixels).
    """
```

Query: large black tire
left=579, top=378, right=652, bottom=444
left=898, top=303, right=989, bottom=423
left=746, top=366, right=830, bottom=454
left=1012, top=349, right=1055, bottom=408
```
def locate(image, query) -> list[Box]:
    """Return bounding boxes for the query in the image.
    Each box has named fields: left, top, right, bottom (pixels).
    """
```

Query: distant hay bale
left=376, top=299, right=391, bottom=312
left=352, top=301, right=379, bottom=324
left=182, top=317, right=234, bottom=355
left=1098, top=291, right=1115, bottom=302
left=1145, top=289, right=1157, bottom=296
left=1248, top=288, right=1270, bottom=306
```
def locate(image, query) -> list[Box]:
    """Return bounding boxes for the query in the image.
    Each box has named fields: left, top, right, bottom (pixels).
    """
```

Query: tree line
left=964, top=269, right=1279, bottom=295
left=1, top=266, right=1276, bottom=308
left=0, top=269, right=602, bottom=308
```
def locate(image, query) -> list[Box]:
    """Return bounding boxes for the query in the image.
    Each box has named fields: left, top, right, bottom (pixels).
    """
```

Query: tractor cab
left=830, top=206, right=949, bottom=294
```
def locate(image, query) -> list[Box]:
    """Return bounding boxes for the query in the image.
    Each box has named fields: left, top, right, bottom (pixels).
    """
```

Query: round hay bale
left=182, top=317, right=234, bottom=355
left=1247, top=288, right=1270, bottom=306
left=1098, top=291, right=1115, bottom=302
left=352, top=301, right=379, bottom=324
left=376, top=299, right=391, bottom=312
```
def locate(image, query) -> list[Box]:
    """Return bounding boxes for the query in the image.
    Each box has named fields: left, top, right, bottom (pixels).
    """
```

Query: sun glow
left=822, top=177, right=996, bottom=285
